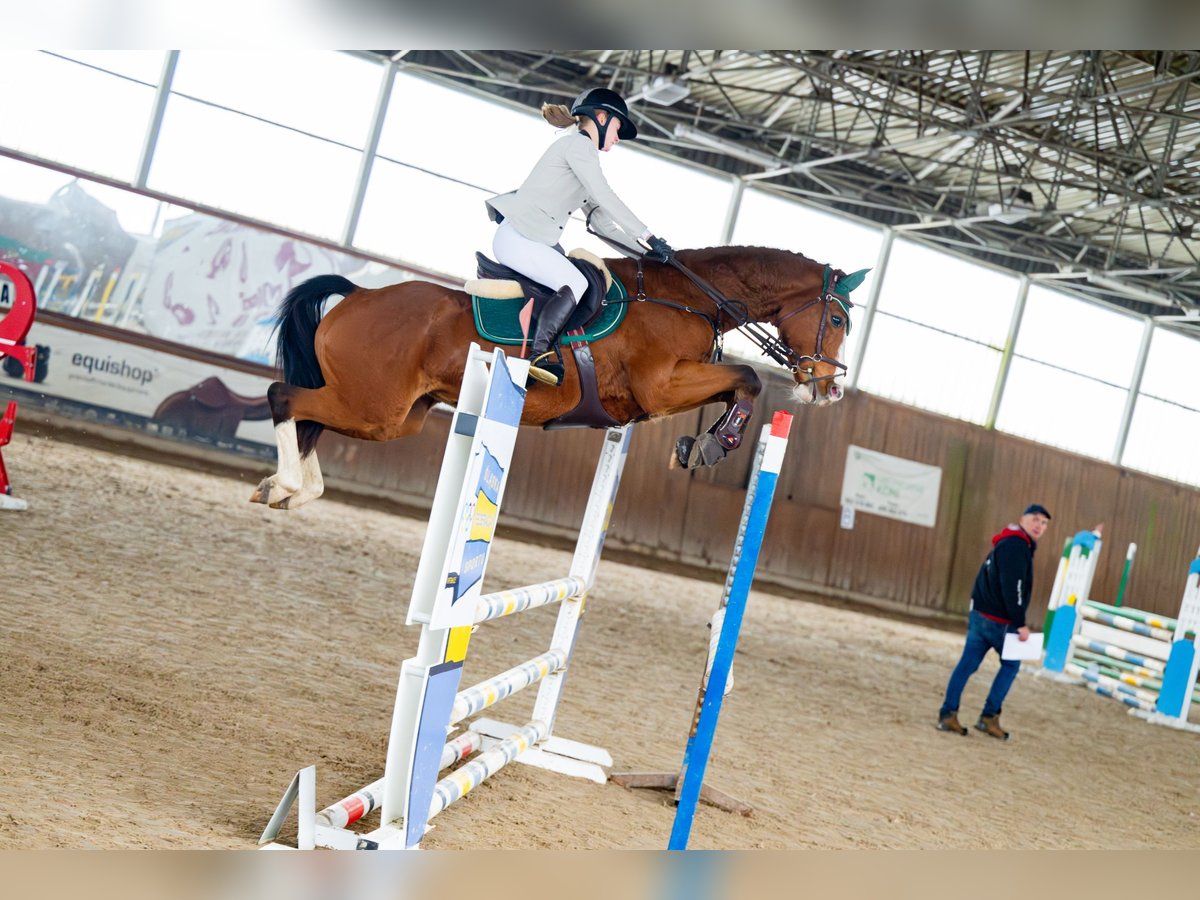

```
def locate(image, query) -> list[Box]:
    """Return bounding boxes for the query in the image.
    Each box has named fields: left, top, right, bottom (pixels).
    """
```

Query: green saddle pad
left=472, top=274, right=629, bottom=346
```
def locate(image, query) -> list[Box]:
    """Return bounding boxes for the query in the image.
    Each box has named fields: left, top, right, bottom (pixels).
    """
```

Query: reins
left=586, top=225, right=851, bottom=382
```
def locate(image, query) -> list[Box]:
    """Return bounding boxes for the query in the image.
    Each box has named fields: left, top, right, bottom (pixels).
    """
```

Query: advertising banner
left=840, top=444, right=942, bottom=528
left=1, top=316, right=276, bottom=453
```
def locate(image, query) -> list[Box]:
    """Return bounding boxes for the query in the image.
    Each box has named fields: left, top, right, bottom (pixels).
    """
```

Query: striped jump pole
left=1069, top=636, right=1167, bottom=672
left=1083, top=599, right=1196, bottom=640
left=316, top=732, right=483, bottom=830
left=1080, top=606, right=1176, bottom=642
left=261, top=344, right=635, bottom=849
left=1068, top=666, right=1160, bottom=705
left=1082, top=681, right=1156, bottom=712
left=1072, top=647, right=1164, bottom=681
left=1070, top=650, right=1200, bottom=703
left=667, top=411, right=792, bottom=850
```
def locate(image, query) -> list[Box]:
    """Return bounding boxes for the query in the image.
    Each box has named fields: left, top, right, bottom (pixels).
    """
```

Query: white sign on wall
left=3, top=318, right=275, bottom=446
left=840, top=444, right=942, bottom=528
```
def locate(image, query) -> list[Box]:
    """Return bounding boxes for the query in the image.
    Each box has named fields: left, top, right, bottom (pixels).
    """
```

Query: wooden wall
left=315, top=367, right=1200, bottom=625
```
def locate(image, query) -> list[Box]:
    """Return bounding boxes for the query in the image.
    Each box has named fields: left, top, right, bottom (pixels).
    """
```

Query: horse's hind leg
left=277, top=448, right=325, bottom=509
left=250, top=382, right=309, bottom=507
left=250, top=383, right=436, bottom=509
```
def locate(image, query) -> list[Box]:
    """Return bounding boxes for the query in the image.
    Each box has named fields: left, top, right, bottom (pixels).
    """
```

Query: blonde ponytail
left=541, top=103, right=578, bottom=129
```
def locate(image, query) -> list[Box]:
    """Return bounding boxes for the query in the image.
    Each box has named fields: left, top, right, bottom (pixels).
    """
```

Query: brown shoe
left=936, top=712, right=968, bottom=735
left=975, top=715, right=1010, bottom=741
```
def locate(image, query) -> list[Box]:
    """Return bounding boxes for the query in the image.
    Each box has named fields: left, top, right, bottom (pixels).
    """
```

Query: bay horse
left=250, top=245, right=860, bottom=510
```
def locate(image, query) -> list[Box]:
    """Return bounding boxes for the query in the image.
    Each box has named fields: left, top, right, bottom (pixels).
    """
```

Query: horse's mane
left=670, top=245, right=826, bottom=295
left=676, top=245, right=822, bottom=266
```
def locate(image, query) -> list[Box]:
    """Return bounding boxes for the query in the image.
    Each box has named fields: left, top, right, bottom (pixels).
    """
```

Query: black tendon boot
left=527, top=285, right=577, bottom=386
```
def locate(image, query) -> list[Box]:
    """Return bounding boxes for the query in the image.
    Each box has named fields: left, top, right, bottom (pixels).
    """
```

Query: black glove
left=644, top=235, right=674, bottom=263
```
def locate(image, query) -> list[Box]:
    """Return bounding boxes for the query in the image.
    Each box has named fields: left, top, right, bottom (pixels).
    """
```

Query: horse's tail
left=273, top=274, right=358, bottom=455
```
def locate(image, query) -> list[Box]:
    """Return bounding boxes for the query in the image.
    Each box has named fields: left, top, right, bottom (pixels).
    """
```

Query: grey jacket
left=486, top=131, right=649, bottom=247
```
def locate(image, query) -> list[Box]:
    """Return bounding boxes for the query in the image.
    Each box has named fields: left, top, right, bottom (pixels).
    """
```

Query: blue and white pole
left=668, top=411, right=792, bottom=851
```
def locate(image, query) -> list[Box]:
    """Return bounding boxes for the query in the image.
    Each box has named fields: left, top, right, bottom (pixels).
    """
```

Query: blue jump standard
left=668, top=419, right=787, bottom=851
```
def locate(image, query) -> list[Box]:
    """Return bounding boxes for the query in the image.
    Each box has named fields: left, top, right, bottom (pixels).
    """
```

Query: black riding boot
left=528, top=285, right=577, bottom=386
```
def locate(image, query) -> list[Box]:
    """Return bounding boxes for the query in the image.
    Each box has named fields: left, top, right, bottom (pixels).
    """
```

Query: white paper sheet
left=1002, top=632, right=1044, bottom=660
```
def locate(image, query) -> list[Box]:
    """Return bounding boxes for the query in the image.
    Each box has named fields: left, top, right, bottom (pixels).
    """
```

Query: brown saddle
left=152, top=376, right=270, bottom=441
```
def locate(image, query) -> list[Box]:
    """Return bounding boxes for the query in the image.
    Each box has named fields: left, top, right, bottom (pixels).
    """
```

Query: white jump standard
left=261, top=344, right=633, bottom=849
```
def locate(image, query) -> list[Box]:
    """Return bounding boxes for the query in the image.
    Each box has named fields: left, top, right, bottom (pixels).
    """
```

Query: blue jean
left=939, top=610, right=1021, bottom=719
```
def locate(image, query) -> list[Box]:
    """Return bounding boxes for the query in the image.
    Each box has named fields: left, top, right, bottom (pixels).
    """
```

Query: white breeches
left=492, top=223, right=587, bottom=301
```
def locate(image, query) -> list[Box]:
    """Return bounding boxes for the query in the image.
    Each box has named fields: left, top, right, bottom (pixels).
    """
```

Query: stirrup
left=527, top=351, right=564, bottom=386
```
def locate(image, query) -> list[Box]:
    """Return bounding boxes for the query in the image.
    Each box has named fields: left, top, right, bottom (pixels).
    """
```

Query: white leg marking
left=274, top=419, right=303, bottom=492
left=284, top=450, right=326, bottom=509
left=250, top=418, right=304, bottom=506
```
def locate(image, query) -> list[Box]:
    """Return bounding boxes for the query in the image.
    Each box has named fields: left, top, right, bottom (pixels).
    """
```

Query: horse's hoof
left=673, top=436, right=696, bottom=469
left=251, top=475, right=299, bottom=507
left=689, top=433, right=728, bottom=468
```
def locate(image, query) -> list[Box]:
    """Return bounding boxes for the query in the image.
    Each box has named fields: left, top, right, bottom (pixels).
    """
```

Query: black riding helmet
left=570, top=87, right=638, bottom=141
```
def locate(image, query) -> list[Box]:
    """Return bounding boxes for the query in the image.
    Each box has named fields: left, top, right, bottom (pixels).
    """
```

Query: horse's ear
left=836, top=268, right=870, bottom=295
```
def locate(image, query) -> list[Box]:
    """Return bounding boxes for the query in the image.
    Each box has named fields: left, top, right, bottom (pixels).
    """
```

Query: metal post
left=342, top=58, right=396, bottom=246
left=719, top=176, right=745, bottom=245
left=846, top=229, right=894, bottom=391
left=1112, top=317, right=1154, bottom=465
left=985, top=275, right=1030, bottom=429
left=134, top=51, right=178, bottom=189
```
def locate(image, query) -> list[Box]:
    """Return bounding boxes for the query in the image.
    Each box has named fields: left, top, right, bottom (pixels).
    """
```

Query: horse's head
left=771, top=260, right=868, bottom=407
left=655, top=247, right=868, bottom=408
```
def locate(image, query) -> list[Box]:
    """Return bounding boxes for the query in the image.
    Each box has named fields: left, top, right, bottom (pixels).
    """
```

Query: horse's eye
left=831, top=315, right=844, bottom=328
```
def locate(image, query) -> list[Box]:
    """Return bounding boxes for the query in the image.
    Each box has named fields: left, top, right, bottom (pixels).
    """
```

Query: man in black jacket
left=936, top=504, right=1052, bottom=740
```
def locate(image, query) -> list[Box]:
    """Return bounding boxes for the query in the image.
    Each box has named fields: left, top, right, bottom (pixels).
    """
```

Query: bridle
left=665, top=258, right=852, bottom=385
left=586, top=223, right=853, bottom=385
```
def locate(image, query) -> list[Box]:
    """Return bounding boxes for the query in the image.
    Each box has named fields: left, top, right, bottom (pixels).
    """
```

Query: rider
left=485, top=87, right=674, bottom=385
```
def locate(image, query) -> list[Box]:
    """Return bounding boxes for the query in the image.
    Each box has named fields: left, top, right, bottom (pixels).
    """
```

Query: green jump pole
left=1114, top=543, right=1136, bottom=609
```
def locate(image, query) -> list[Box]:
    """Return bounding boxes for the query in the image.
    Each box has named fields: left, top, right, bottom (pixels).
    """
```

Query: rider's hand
left=644, top=235, right=674, bottom=263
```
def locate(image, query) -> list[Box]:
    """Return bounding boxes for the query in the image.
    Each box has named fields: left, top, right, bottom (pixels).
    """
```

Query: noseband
left=773, top=292, right=852, bottom=384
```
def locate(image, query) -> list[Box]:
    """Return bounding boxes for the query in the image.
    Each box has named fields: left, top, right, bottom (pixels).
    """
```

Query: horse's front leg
left=639, top=360, right=763, bottom=469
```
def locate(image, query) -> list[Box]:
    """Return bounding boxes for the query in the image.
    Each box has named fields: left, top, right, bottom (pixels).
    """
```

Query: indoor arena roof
left=381, top=50, right=1200, bottom=327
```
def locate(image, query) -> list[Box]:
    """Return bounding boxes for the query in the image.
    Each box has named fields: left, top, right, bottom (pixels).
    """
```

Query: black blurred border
left=0, top=0, right=1198, bottom=48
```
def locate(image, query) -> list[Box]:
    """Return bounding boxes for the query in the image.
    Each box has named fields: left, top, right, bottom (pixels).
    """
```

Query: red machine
left=0, top=260, right=38, bottom=508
